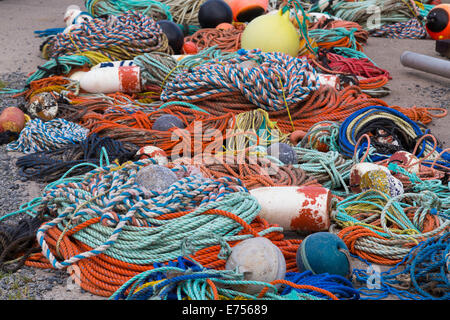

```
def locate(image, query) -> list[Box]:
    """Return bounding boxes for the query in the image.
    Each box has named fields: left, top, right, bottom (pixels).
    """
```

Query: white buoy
left=79, top=66, right=142, bottom=94
left=225, top=237, right=286, bottom=295
left=136, top=146, right=169, bottom=166
left=91, top=60, right=136, bottom=69
left=250, top=186, right=331, bottom=233
left=63, top=5, right=92, bottom=27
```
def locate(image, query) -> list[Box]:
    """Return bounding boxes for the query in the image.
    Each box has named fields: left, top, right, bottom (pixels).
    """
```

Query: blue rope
left=352, top=232, right=450, bottom=300
left=282, top=271, right=360, bottom=300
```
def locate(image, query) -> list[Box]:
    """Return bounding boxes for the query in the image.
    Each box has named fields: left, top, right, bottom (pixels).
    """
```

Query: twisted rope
left=6, top=118, right=89, bottom=154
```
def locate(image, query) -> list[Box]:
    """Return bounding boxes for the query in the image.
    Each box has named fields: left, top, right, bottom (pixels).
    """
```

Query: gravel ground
left=0, top=72, right=105, bottom=300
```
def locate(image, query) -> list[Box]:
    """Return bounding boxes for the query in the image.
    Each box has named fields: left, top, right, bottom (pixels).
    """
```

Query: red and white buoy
left=136, top=146, right=169, bottom=166
left=250, top=186, right=331, bottom=233
left=78, top=66, right=142, bottom=93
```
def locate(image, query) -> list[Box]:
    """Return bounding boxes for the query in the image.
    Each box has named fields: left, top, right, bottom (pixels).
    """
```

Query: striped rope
left=6, top=118, right=89, bottom=154
left=43, top=11, right=172, bottom=60
left=161, top=49, right=321, bottom=112
left=35, top=159, right=259, bottom=269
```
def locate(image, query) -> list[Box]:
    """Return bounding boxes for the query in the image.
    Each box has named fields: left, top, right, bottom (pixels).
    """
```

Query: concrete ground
left=0, top=0, right=448, bottom=300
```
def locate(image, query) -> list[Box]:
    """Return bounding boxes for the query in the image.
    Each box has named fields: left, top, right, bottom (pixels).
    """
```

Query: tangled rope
left=353, top=232, right=449, bottom=300
left=15, top=133, right=139, bottom=182
left=371, top=18, right=427, bottom=39
left=85, top=0, right=172, bottom=21
left=176, top=154, right=318, bottom=190
left=0, top=213, right=48, bottom=273
left=42, top=12, right=172, bottom=60
left=338, top=106, right=450, bottom=165
left=161, top=49, right=321, bottom=112
left=6, top=118, right=89, bottom=154
left=184, top=23, right=246, bottom=53
left=332, top=189, right=449, bottom=265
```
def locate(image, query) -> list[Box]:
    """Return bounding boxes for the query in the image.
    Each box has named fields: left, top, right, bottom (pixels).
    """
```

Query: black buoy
left=198, top=0, right=233, bottom=29
left=156, top=20, right=184, bottom=54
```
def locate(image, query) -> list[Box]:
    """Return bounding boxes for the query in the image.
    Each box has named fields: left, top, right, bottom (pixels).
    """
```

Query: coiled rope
left=353, top=232, right=449, bottom=300
left=6, top=118, right=89, bottom=154
left=161, top=49, right=321, bottom=112
left=15, top=133, right=139, bottom=182
left=42, top=12, right=172, bottom=60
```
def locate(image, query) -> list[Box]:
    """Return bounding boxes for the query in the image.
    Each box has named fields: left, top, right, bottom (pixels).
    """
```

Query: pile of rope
left=353, top=232, right=449, bottom=300
left=161, top=49, right=321, bottom=112
left=332, top=190, right=449, bottom=265
left=6, top=118, right=89, bottom=154
left=0, top=213, right=49, bottom=273
left=84, top=0, right=172, bottom=21
left=184, top=23, right=246, bottom=52
left=42, top=12, right=172, bottom=60
left=370, top=18, right=427, bottom=39
left=17, top=159, right=306, bottom=296
left=176, top=154, right=318, bottom=190
left=110, top=258, right=358, bottom=300
left=338, top=106, right=450, bottom=167
left=310, top=49, right=391, bottom=93
left=15, top=133, right=139, bottom=182
left=0, top=0, right=449, bottom=303
left=309, top=0, right=430, bottom=34
left=78, top=104, right=233, bottom=152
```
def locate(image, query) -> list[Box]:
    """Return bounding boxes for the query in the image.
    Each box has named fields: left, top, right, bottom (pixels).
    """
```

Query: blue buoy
left=152, top=114, right=185, bottom=131
left=267, top=142, right=298, bottom=164
left=296, top=232, right=351, bottom=278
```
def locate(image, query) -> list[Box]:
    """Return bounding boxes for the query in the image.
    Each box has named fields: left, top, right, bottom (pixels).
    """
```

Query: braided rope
left=6, top=118, right=89, bottom=154
left=44, top=12, right=172, bottom=60
left=35, top=159, right=258, bottom=269
left=161, top=49, right=321, bottom=112
left=370, top=18, right=427, bottom=39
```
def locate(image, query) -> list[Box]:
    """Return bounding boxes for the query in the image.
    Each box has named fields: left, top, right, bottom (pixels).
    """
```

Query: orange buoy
left=0, top=107, right=26, bottom=133
left=224, top=0, right=268, bottom=22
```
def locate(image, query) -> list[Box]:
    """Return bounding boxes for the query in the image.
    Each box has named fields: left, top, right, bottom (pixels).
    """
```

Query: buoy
left=152, top=114, right=186, bottom=131
left=225, top=237, right=286, bottom=294
left=91, top=60, right=135, bottom=69
left=157, top=20, right=184, bottom=54
left=27, top=92, right=59, bottom=121
left=136, top=146, right=169, bottom=165
left=388, top=151, right=420, bottom=175
left=240, top=9, right=301, bottom=57
left=296, top=232, right=351, bottom=278
left=360, top=169, right=404, bottom=197
left=304, top=122, right=336, bottom=152
left=289, top=130, right=307, bottom=146
left=63, top=5, right=92, bottom=27
left=425, top=4, right=450, bottom=40
left=182, top=41, right=198, bottom=55
left=317, top=73, right=339, bottom=89
left=198, top=0, right=233, bottom=29
left=0, top=107, right=26, bottom=133
left=349, top=162, right=390, bottom=193
left=135, top=165, right=178, bottom=193
left=267, top=142, right=298, bottom=164
left=224, top=0, right=268, bottom=22
left=79, top=66, right=141, bottom=93
left=250, top=186, right=331, bottom=233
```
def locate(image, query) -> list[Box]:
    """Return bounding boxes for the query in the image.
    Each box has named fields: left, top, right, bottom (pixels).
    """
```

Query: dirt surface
left=0, top=0, right=448, bottom=301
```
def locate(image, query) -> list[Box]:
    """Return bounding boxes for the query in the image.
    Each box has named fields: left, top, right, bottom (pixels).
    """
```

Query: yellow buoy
left=240, top=9, right=301, bottom=57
